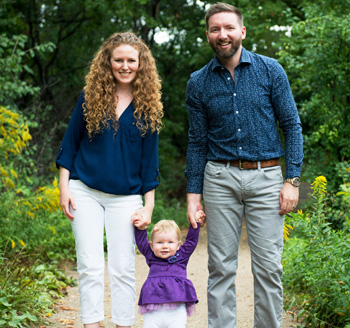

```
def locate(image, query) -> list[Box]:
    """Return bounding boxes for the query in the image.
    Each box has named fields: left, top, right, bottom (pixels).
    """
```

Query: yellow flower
left=283, top=223, right=293, bottom=240
left=5, top=177, right=15, bottom=188
left=0, top=167, right=9, bottom=177
left=22, top=129, right=32, bottom=142
left=311, top=176, right=327, bottom=195
left=52, top=177, right=58, bottom=187
left=11, top=239, right=16, bottom=249
left=10, top=169, right=18, bottom=178
left=20, top=240, right=26, bottom=247
left=0, top=125, right=7, bottom=135
left=6, top=117, right=19, bottom=127
left=50, top=226, right=56, bottom=235
left=26, top=211, right=35, bottom=218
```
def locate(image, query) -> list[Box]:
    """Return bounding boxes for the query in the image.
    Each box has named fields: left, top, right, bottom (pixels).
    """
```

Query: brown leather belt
left=215, top=158, right=280, bottom=170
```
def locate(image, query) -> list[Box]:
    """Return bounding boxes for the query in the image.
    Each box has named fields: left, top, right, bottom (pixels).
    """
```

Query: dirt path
left=50, top=222, right=297, bottom=328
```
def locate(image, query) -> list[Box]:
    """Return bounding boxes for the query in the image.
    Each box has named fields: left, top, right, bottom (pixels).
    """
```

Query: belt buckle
left=239, top=160, right=244, bottom=170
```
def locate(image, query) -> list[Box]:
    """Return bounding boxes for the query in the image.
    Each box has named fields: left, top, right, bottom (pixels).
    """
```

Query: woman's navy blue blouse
left=56, top=92, right=159, bottom=196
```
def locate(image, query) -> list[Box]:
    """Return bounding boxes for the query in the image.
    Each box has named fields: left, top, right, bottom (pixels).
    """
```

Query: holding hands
left=131, top=189, right=155, bottom=230
left=187, top=193, right=206, bottom=228
left=131, top=206, right=153, bottom=230
left=194, top=210, right=206, bottom=228
left=132, top=209, right=205, bottom=231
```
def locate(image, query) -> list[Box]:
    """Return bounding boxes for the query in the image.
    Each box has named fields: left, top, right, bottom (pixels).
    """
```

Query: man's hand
left=279, top=182, right=299, bottom=215
left=187, top=193, right=206, bottom=228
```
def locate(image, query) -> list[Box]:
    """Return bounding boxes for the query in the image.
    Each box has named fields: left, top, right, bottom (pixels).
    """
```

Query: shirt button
left=227, top=77, right=231, bottom=80
left=239, top=147, right=242, bottom=150
left=238, top=129, right=241, bottom=132
left=236, top=111, right=239, bottom=114
left=233, top=93, right=236, bottom=96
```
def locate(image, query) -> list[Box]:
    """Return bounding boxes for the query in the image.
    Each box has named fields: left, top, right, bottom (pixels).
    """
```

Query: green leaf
left=0, top=297, right=11, bottom=307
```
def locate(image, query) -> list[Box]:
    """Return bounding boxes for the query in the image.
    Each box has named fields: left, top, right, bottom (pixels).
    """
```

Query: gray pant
left=203, top=161, right=284, bottom=328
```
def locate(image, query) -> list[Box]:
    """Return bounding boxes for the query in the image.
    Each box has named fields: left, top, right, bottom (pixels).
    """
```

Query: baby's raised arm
left=134, top=226, right=152, bottom=259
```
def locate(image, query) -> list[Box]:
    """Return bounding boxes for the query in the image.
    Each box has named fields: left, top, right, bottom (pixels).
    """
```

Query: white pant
left=69, top=179, right=142, bottom=326
left=143, top=304, right=187, bottom=328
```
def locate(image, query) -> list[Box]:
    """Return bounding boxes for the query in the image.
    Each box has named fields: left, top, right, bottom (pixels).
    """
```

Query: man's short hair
left=205, top=2, right=244, bottom=29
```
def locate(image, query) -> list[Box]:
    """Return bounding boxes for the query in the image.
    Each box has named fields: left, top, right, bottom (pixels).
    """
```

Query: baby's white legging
left=143, top=304, right=187, bottom=328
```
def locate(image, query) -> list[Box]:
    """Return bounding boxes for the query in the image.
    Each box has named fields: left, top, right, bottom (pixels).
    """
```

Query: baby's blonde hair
left=151, top=220, right=181, bottom=242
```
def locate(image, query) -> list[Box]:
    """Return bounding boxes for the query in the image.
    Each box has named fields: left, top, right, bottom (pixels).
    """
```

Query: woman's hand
left=131, top=206, right=153, bottom=230
left=60, top=185, right=76, bottom=221
left=59, top=167, right=76, bottom=221
left=131, top=189, right=155, bottom=230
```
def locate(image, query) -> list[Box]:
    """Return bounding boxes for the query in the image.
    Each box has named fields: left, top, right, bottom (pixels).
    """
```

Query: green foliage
left=283, top=175, right=350, bottom=327
left=158, top=119, right=187, bottom=200
left=0, top=33, right=55, bottom=107
left=0, top=106, right=75, bottom=260
left=0, top=106, right=32, bottom=188
left=0, top=250, right=75, bottom=328
left=325, top=162, right=350, bottom=229
left=277, top=0, right=350, bottom=189
left=0, top=106, right=76, bottom=327
left=153, top=192, right=188, bottom=228
left=300, top=162, right=350, bottom=230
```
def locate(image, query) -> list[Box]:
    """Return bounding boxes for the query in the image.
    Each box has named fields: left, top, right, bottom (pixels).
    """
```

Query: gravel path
left=49, top=222, right=297, bottom=328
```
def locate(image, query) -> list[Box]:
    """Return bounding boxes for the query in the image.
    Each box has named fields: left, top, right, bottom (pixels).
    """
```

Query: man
left=185, top=2, right=303, bottom=328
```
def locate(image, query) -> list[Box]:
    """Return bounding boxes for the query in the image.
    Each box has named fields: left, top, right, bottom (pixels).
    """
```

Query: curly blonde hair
left=151, top=220, right=182, bottom=243
left=83, top=32, right=163, bottom=138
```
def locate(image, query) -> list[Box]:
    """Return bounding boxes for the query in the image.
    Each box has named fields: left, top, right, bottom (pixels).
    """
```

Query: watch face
left=293, top=177, right=301, bottom=187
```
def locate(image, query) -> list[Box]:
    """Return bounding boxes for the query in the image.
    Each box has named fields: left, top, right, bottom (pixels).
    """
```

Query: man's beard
left=209, top=37, right=241, bottom=59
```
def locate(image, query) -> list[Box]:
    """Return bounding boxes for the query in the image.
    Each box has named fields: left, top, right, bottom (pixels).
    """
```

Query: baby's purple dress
left=134, top=225, right=200, bottom=316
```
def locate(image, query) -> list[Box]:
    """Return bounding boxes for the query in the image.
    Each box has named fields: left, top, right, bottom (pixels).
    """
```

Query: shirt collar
left=212, top=46, right=251, bottom=71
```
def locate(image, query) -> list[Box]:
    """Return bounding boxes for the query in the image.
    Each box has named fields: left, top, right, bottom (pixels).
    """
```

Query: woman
left=56, top=32, right=163, bottom=328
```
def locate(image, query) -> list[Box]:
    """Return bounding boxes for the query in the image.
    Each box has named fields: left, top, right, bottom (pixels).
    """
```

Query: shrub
left=283, top=176, right=350, bottom=327
left=0, top=106, right=75, bottom=261
left=0, top=106, right=76, bottom=327
left=0, top=248, right=75, bottom=328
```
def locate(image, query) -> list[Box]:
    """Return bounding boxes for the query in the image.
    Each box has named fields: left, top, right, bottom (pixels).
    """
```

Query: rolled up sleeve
left=56, top=92, right=86, bottom=171
left=140, top=130, right=159, bottom=195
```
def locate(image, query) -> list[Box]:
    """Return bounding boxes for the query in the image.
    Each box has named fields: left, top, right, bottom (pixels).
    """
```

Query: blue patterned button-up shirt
left=185, top=47, right=303, bottom=194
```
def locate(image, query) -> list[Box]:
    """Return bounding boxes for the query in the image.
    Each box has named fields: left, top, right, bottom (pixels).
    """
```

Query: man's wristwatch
left=285, top=177, right=301, bottom=187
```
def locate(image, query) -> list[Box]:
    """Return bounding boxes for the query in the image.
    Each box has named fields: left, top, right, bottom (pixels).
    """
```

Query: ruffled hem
left=139, top=302, right=196, bottom=316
